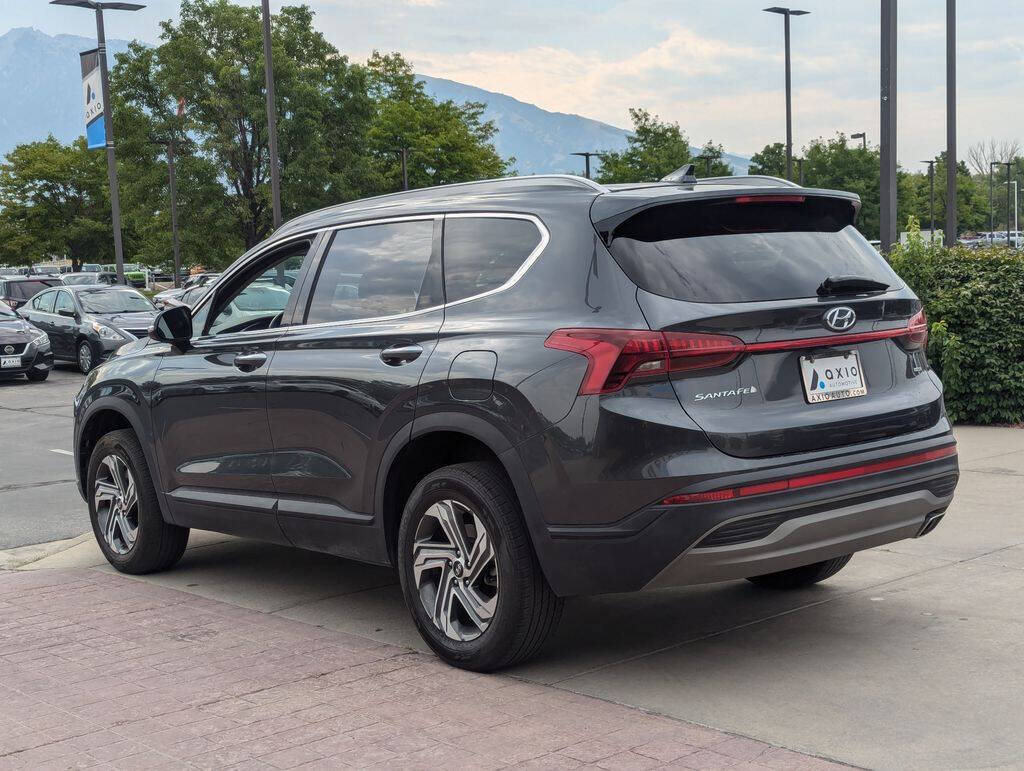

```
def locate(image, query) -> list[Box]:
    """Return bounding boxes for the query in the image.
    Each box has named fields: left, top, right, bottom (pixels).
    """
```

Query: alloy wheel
left=94, top=454, right=139, bottom=555
left=78, top=343, right=92, bottom=372
left=412, top=499, right=498, bottom=641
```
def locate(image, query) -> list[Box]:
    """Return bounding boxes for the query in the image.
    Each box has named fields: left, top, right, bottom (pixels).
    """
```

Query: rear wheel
left=746, top=554, right=853, bottom=590
left=87, top=429, right=189, bottom=574
left=397, top=462, right=562, bottom=671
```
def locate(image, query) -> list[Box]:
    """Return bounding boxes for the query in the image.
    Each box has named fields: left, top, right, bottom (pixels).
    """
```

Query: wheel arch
left=76, top=396, right=169, bottom=521
left=375, top=412, right=544, bottom=569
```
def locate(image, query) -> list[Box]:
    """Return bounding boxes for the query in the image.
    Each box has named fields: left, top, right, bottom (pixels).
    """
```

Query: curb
left=0, top=533, right=92, bottom=570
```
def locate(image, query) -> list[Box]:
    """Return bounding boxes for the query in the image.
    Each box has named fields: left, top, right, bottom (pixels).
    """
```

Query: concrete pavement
left=3, top=374, right=1023, bottom=767
left=0, top=568, right=842, bottom=770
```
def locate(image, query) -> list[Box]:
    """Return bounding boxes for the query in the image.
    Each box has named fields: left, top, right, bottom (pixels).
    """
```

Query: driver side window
left=205, top=242, right=309, bottom=337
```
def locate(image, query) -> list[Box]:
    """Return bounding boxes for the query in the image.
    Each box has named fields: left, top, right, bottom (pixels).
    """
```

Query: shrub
left=889, top=229, right=1024, bottom=424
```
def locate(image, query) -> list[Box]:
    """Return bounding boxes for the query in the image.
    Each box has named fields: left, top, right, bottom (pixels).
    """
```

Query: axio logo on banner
left=80, top=48, right=104, bottom=150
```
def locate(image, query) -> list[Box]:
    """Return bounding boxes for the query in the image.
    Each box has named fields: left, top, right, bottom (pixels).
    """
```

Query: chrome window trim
left=190, top=212, right=549, bottom=338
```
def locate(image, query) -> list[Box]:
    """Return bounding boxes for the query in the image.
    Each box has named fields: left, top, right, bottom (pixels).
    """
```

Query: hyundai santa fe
left=73, top=173, right=958, bottom=671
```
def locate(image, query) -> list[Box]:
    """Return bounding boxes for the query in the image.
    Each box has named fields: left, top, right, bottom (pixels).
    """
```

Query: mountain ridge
left=0, top=27, right=750, bottom=176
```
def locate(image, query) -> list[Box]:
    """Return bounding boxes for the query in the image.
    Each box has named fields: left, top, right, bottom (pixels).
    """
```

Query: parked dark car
left=73, top=174, right=958, bottom=671
left=159, top=284, right=210, bottom=310
left=0, top=276, right=62, bottom=311
left=62, top=272, right=119, bottom=286
left=21, top=285, right=157, bottom=372
left=154, top=272, right=219, bottom=304
left=0, top=300, right=52, bottom=381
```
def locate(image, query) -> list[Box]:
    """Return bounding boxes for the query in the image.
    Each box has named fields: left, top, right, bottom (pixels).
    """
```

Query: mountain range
left=0, top=27, right=750, bottom=177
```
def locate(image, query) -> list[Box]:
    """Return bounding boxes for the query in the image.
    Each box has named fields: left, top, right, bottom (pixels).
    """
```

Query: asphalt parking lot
left=2, top=367, right=1023, bottom=768
left=0, top=366, right=85, bottom=548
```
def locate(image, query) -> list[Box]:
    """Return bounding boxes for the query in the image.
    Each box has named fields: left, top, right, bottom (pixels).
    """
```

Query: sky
left=5, top=0, right=1021, bottom=170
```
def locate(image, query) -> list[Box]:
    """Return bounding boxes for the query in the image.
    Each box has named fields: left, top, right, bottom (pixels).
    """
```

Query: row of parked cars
left=0, top=271, right=219, bottom=382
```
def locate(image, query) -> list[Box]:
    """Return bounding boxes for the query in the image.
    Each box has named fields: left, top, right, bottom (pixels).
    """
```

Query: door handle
left=233, top=351, right=268, bottom=370
left=380, top=343, right=423, bottom=365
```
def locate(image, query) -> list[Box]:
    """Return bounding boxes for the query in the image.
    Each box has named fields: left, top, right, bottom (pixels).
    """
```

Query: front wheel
left=25, top=368, right=49, bottom=382
left=746, top=554, right=853, bottom=590
left=87, top=429, right=189, bottom=574
left=397, top=462, right=562, bottom=671
left=77, top=340, right=95, bottom=373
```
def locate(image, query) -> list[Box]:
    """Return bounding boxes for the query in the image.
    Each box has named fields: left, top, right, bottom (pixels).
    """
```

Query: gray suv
left=73, top=174, right=958, bottom=670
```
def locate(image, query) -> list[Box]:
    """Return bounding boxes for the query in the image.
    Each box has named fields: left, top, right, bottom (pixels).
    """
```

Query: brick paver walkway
left=0, top=569, right=842, bottom=770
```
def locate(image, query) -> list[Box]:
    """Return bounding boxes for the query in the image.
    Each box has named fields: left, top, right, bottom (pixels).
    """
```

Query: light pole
left=795, top=157, right=805, bottom=186
left=945, top=0, right=957, bottom=247
left=880, top=0, right=897, bottom=253
left=1006, top=180, right=1019, bottom=244
left=990, top=161, right=1000, bottom=242
left=764, top=7, right=809, bottom=182
left=150, top=137, right=183, bottom=287
left=393, top=148, right=410, bottom=190
left=998, top=161, right=1013, bottom=245
left=51, top=0, right=144, bottom=285
left=851, top=132, right=867, bottom=150
left=921, top=160, right=936, bottom=238
left=261, top=0, right=282, bottom=229
left=571, top=151, right=599, bottom=180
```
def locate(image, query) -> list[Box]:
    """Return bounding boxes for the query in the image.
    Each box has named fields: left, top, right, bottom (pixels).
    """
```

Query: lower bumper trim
left=644, top=488, right=950, bottom=589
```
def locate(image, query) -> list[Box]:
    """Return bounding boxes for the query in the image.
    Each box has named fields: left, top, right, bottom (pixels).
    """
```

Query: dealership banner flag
left=80, top=48, right=104, bottom=149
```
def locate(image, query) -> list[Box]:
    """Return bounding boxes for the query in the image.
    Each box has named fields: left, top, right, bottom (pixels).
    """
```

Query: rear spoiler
left=591, top=187, right=863, bottom=246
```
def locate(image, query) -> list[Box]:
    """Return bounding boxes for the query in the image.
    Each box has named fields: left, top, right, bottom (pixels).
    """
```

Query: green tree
left=748, top=142, right=787, bottom=177
left=113, top=0, right=375, bottom=249
left=597, top=108, right=692, bottom=183
left=0, top=136, right=111, bottom=269
left=801, top=133, right=880, bottom=239
left=691, top=141, right=733, bottom=178
left=364, top=52, right=509, bottom=193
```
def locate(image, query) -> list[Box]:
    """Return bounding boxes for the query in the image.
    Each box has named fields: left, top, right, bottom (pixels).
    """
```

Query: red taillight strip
left=661, top=444, right=957, bottom=505
left=744, top=325, right=911, bottom=353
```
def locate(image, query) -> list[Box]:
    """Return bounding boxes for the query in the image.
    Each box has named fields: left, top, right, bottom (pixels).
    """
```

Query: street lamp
left=921, top=160, right=936, bottom=238
left=50, top=0, right=145, bottom=285
left=851, top=132, right=867, bottom=150
left=571, top=151, right=600, bottom=180
left=260, top=0, right=282, bottom=229
left=764, top=7, right=809, bottom=182
left=393, top=148, right=410, bottom=190
left=1006, top=179, right=1018, bottom=244
left=880, top=0, right=897, bottom=253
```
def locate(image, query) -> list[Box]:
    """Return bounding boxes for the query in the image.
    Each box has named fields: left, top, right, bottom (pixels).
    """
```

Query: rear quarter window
left=606, top=196, right=901, bottom=303
left=443, top=216, right=542, bottom=302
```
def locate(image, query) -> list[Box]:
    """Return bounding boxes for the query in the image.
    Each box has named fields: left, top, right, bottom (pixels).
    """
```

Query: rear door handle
left=380, top=344, right=423, bottom=365
left=233, top=351, right=268, bottom=371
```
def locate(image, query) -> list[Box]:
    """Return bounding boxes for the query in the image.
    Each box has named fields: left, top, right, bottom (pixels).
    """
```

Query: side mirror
left=58, top=308, right=76, bottom=318
left=150, top=304, right=192, bottom=349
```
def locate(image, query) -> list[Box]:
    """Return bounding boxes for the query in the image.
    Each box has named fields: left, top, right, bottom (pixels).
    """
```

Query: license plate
left=1, top=356, right=20, bottom=369
left=799, top=352, right=866, bottom=403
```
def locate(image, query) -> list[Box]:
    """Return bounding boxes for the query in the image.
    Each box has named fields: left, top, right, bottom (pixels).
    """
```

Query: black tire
left=397, top=461, right=563, bottom=672
left=87, top=429, right=189, bottom=574
left=746, top=554, right=853, bottom=590
left=25, top=369, right=49, bottom=382
left=77, top=340, right=95, bottom=373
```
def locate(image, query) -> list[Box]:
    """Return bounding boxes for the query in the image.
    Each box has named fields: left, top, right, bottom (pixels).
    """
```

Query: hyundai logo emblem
left=2, top=345, right=13, bottom=354
left=823, top=306, right=857, bottom=332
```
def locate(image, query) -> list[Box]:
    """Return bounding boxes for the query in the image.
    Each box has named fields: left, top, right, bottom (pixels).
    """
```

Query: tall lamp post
left=851, top=132, right=867, bottom=150
left=261, top=0, right=282, bottom=229
left=571, top=151, right=600, bottom=180
left=50, top=0, right=145, bottom=285
left=997, top=161, right=1013, bottom=245
left=764, top=7, right=809, bottom=182
left=880, top=0, right=897, bottom=253
left=1007, top=179, right=1019, bottom=244
left=945, top=0, right=957, bottom=246
left=921, top=160, right=936, bottom=238
left=989, top=161, right=1001, bottom=242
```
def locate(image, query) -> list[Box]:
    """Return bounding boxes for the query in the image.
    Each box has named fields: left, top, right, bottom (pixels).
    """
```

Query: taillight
left=733, top=194, right=806, bottom=204
left=544, top=328, right=744, bottom=395
left=902, top=308, right=928, bottom=349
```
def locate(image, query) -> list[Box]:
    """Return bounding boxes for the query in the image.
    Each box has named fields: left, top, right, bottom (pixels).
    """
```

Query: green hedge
left=889, top=232, right=1024, bottom=424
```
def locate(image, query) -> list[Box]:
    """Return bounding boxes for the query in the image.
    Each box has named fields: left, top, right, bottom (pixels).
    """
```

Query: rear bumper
left=514, top=390, right=958, bottom=596
left=646, top=487, right=948, bottom=589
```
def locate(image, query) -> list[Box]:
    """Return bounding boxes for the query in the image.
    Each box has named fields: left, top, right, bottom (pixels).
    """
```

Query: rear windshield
left=8, top=279, right=58, bottom=299
left=606, top=196, right=901, bottom=303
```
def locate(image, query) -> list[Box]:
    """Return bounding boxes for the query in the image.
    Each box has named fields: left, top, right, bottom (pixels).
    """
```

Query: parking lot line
left=49, top=448, right=73, bottom=455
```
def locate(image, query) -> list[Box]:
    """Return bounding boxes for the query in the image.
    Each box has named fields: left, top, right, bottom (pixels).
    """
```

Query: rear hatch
left=596, top=191, right=941, bottom=458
